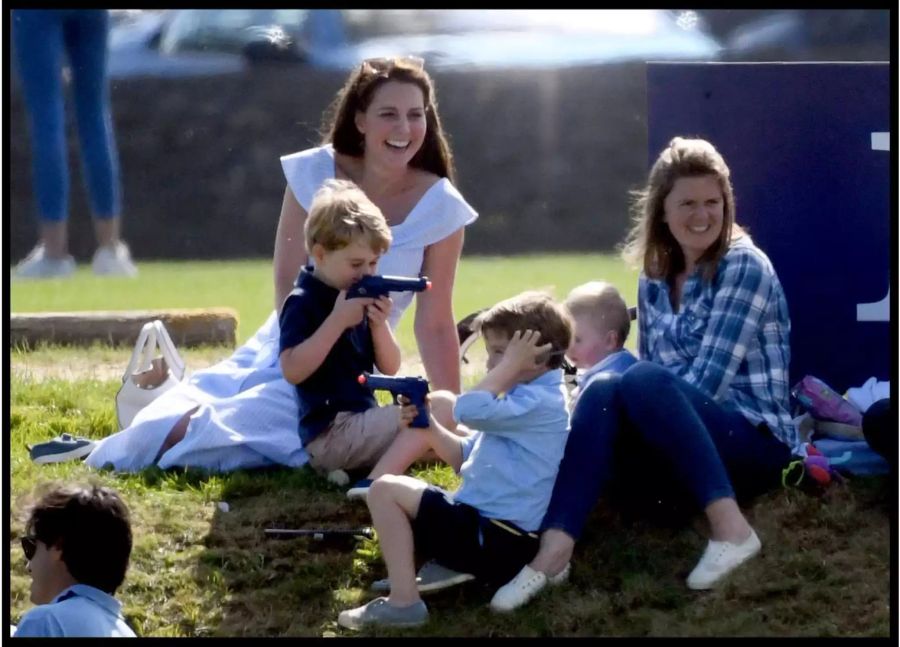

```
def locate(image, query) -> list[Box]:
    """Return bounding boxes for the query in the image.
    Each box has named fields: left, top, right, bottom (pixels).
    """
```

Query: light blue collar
left=577, top=350, right=629, bottom=385
left=520, top=368, right=564, bottom=388
left=52, top=584, right=122, bottom=616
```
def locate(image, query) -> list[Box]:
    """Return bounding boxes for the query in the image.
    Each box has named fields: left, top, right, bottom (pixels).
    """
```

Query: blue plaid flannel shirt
left=638, top=236, right=799, bottom=451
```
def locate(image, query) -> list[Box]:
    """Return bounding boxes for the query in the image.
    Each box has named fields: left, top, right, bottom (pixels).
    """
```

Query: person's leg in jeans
left=617, top=361, right=790, bottom=544
left=64, top=10, right=124, bottom=251
left=64, top=10, right=137, bottom=275
left=530, top=372, right=626, bottom=577
left=530, top=361, right=791, bottom=578
left=12, top=10, right=71, bottom=260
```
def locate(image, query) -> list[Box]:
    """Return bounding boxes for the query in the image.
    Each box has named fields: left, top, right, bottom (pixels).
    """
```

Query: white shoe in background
left=13, top=245, right=76, bottom=280
left=92, top=241, right=138, bottom=277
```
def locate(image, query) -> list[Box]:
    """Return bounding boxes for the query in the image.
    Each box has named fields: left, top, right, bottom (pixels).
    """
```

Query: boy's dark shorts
left=412, top=486, right=540, bottom=588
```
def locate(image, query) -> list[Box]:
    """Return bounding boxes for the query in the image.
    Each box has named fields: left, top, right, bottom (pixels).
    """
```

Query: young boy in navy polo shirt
left=278, top=180, right=417, bottom=475
left=337, top=291, right=573, bottom=630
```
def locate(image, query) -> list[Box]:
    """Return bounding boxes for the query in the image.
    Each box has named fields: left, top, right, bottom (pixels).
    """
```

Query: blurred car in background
left=108, top=9, right=244, bottom=78
left=107, top=9, right=722, bottom=79
left=699, top=9, right=890, bottom=61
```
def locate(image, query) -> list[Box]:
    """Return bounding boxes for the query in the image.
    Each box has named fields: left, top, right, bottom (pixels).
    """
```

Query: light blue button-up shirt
left=452, top=368, right=570, bottom=532
left=13, top=584, right=135, bottom=638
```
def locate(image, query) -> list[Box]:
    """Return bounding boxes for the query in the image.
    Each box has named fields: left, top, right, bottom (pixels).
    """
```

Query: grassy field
left=8, top=255, right=891, bottom=637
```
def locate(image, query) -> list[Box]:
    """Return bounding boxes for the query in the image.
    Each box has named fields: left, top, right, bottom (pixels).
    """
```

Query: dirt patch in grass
left=11, top=344, right=483, bottom=386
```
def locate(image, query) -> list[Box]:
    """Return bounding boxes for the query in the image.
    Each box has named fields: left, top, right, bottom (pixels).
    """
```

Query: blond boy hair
left=565, top=281, right=630, bottom=348
left=473, top=291, right=573, bottom=370
left=304, top=179, right=392, bottom=254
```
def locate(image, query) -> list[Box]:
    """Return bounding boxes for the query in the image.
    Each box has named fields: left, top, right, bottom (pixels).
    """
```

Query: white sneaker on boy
left=686, top=528, right=761, bottom=590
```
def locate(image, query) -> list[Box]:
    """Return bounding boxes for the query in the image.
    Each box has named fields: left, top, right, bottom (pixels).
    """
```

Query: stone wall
left=9, top=63, right=649, bottom=261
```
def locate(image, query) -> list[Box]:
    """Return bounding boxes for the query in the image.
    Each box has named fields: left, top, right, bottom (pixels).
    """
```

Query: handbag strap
left=122, top=321, right=158, bottom=383
left=152, top=320, right=186, bottom=380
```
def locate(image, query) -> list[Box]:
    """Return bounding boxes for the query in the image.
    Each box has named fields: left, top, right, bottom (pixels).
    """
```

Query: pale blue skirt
left=86, top=311, right=309, bottom=472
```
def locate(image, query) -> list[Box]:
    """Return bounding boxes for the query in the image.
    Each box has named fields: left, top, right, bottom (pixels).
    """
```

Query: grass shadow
left=188, top=465, right=381, bottom=636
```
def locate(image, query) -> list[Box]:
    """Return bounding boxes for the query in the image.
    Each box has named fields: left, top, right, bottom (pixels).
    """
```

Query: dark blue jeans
left=542, top=361, right=792, bottom=540
left=13, top=9, right=121, bottom=223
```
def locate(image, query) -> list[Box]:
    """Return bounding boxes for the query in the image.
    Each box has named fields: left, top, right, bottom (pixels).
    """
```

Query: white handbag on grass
left=116, top=320, right=186, bottom=430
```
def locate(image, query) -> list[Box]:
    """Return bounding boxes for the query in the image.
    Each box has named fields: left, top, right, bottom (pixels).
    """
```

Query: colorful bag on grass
left=811, top=438, right=891, bottom=476
left=791, top=375, right=863, bottom=426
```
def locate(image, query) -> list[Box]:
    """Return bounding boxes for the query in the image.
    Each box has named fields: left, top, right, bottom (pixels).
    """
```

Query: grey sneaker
left=13, top=245, right=75, bottom=280
left=337, top=597, right=428, bottom=630
left=371, top=559, right=476, bottom=593
left=28, top=434, right=96, bottom=464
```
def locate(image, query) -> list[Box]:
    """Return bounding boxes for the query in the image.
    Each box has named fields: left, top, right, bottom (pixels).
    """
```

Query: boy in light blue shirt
left=13, top=484, right=135, bottom=638
left=337, top=291, right=573, bottom=630
left=489, top=280, right=637, bottom=612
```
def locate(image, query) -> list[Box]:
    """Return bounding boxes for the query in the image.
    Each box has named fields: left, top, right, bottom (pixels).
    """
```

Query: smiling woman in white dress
left=87, top=56, right=477, bottom=473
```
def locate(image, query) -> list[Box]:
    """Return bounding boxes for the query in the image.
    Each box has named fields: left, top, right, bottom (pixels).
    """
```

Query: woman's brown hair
left=621, top=137, right=743, bottom=283
left=321, top=56, right=456, bottom=183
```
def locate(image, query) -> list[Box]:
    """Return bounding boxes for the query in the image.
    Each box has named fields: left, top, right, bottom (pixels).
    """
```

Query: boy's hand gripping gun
left=347, top=274, right=431, bottom=299
left=358, top=372, right=430, bottom=428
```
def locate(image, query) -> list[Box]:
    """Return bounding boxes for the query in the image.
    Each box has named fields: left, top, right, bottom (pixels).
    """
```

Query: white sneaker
left=92, top=241, right=138, bottom=277
left=686, top=528, right=761, bottom=590
left=13, top=245, right=75, bottom=280
left=489, top=562, right=571, bottom=613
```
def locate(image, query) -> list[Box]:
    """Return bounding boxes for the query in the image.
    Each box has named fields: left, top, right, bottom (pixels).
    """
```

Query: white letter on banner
left=856, top=132, right=889, bottom=322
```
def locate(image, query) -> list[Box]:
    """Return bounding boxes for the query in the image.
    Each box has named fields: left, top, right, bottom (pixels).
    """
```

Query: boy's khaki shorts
left=306, top=405, right=402, bottom=472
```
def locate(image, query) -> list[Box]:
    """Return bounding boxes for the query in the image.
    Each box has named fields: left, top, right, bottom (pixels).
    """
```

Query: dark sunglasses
left=21, top=535, right=38, bottom=561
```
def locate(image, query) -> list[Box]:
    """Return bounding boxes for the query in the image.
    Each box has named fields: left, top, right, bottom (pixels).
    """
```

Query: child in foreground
left=337, top=291, right=573, bottom=630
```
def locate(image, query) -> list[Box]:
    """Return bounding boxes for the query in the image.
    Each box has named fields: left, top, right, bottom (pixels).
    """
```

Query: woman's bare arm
left=415, top=228, right=465, bottom=393
left=273, top=185, right=309, bottom=312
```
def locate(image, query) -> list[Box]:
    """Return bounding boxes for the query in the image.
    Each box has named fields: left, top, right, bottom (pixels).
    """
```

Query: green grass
left=10, top=260, right=275, bottom=345
left=11, top=253, right=640, bottom=351
left=8, top=255, right=891, bottom=637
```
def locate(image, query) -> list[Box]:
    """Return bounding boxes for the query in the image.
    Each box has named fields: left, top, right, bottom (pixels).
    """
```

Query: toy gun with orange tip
left=347, top=274, right=431, bottom=299
left=358, top=372, right=430, bottom=428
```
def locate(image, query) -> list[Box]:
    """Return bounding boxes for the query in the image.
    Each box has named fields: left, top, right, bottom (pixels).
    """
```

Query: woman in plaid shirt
left=491, top=137, right=799, bottom=612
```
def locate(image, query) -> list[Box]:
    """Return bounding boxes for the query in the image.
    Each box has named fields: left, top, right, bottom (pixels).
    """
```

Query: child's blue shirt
left=452, top=368, right=570, bottom=532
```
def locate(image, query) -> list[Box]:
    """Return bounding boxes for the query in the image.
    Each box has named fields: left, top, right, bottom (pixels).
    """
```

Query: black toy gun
left=347, top=274, right=431, bottom=299
left=358, top=372, right=430, bottom=428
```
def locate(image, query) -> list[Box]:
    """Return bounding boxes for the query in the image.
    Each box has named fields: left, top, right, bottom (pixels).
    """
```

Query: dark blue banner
left=647, top=63, right=891, bottom=392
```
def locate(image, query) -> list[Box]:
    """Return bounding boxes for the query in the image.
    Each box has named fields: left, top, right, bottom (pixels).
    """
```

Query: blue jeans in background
left=542, top=361, right=792, bottom=540
left=13, top=9, right=121, bottom=223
